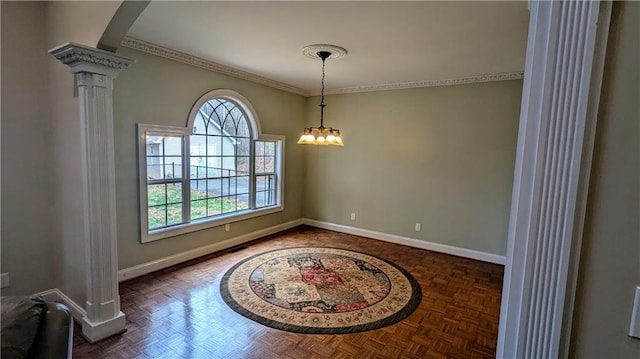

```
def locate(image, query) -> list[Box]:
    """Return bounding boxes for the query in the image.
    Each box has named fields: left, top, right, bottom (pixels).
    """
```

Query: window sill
left=141, top=205, right=283, bottom=243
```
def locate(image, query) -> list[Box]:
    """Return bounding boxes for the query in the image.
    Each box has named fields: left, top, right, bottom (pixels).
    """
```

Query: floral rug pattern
left=220, top=247, right=422, bottom=334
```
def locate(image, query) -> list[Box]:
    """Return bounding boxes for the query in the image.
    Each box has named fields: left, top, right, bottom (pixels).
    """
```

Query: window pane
left=148, top=206, right=166, bottom=229
left=266, top=190, right=276, bottom=206
left=164, top=137, right=182, bottom=156
left=148, top=184, right=166, bottom=206
left=222, top=177, right=236, bottom=196
left=192, top=114, right=207, bottom=135
left=206, top=178, right=222, bottom=197
left=237, top=176, right=249, bottom=195
left=166, top=203, right=182, bottom=226
left=146, top=141, right=161, bottom=156
left=207, top=156, right=223, bottom=175
left=190, top=134, right=206, bottom=155
left=255, top=191, right=266, bottom=208
left=256, top=175, right=274, bottom=192
left=255, top=174, right=276, bottom=208
left=190, top=157, right=206, bottom=179
left=237, top=138, right=250, bottom=157
left=147, top=159, right=163, bottom=180
left=255, top=141, right=264, bottom=156
left=166, top=183, right=183, bottom=204
left=222, top=196, right=236, bottom=213
left=264, top=156, right=275, bottom=173
left=212, top=136, right=224, bottom=156
left=190, top=180, right=207, bottom=200
left=238, top=194, right=249, bottom=210
left=191, top=200, right=206, bottom=219
left=237, top=118, right=250, bottom=138
left=265, top=142, right=275, bottom=155
left=164, top=157, right=182, bottom=179
left=255, top=157, right=265, bottom=173
left=207, top=198, right=222, bottom=216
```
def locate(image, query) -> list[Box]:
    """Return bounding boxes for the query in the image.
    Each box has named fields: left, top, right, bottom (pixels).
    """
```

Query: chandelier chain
left=319, top=55, right=326, bottom=128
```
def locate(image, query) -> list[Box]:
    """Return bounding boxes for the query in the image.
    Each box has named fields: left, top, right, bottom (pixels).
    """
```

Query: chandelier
left=298, top=45, right=346, bottom=146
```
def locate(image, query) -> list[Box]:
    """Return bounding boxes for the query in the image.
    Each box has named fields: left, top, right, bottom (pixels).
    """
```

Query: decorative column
left=497, top=1, right=611, bottom=358
left=50, top=43, right=133, bottom=342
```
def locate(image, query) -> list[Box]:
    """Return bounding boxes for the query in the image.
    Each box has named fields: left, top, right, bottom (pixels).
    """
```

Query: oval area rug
left=220, top=247, right=422, bottom=334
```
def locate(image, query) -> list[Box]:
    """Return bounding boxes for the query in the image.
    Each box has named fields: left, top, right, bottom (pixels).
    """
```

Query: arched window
left=137, top=89, right=283, bottom=243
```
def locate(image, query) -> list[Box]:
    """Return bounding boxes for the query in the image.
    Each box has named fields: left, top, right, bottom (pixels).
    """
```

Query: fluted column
left=50, top=43, right=133, bottom=342
left=497, top=1, right=611, bottom=358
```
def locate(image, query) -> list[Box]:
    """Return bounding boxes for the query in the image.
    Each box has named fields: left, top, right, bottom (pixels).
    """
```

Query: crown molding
left=120, top=37, right=523, bottom=97
left=120, top=36, right=306, bottom=95
left=311, top=71, right=525, bottom=96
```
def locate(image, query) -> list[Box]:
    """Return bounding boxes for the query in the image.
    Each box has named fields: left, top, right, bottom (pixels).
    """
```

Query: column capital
left=49, top=42, right=134, bottom=76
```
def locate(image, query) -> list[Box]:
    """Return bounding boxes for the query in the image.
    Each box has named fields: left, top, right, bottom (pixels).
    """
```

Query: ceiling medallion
left=301, top=44, right=348, bottom=60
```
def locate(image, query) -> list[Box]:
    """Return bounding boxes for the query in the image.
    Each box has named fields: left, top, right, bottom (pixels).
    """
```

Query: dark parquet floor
left=72, top=226, right=504, bottom=359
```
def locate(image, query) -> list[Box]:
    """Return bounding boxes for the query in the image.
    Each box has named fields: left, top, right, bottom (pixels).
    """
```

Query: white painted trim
left=317, top=71, right=524, bottom=96
left=559, top=2, right=612, bottom=357
left=37, top=288, right=87, bottom=323
left=37, top=288, right=126, bottom=343
left=496, top=1, right=610, bottom=358
left=121, top=36, right=306, bottom=96
left=302, top=219, right=506, bottom=265
left=81, top=312, right=126, bottom=344
left=121, top=36, right=524, bottom=97
left=118, top=219, right=304, bottom=281
left=50, top=43, right=131, bottom=342
left=121, top=216, right=505, bottom=284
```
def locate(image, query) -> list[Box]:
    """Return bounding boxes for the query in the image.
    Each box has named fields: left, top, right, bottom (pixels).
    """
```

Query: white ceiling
left=126, top=1, right=530, bottom=95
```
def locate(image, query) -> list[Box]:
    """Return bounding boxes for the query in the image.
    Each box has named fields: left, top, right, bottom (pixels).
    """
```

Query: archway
left=91, top=2, right=613, bottom=355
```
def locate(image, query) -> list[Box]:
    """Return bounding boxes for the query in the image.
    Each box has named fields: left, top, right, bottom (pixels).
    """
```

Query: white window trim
left=137, top=89, right=284, bottom=243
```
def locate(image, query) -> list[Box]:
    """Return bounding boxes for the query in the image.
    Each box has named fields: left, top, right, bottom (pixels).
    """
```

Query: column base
left=81, top=311, right=126, bottom=343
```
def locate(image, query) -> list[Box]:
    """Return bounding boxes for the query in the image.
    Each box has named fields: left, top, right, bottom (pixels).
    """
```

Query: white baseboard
left=118, top=216, right=503, bottom=283
left=118, top=218, right=304, bottom=281
left=302, top=219, right=506, bottom=265
left=81, top=311, right=126, bottom=343
left=37, top=288, right=87, bottom=323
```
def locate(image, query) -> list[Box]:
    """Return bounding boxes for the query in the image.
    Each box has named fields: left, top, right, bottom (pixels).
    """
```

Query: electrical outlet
left=415, top=223, right=421, bottom=232
left=350, top=213, right=356, bottom=221
left=225, top=223, right=231, bottom=232
left=1, top=273, right=9, bottom=288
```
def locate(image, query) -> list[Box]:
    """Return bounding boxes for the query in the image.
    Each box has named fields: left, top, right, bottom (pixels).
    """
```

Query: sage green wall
left=303, top=80, right=522, bottom=255
left=1, top=1, right=122, bottom=304
left=570, top=1, right=640, bottom=357
left=1, top=1, right=55, bottom=295
left=113, top=48, right=306, bottom=269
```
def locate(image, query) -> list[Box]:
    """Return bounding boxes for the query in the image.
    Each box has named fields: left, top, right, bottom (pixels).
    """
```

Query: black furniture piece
left=1, top=295, right=73, bottom=359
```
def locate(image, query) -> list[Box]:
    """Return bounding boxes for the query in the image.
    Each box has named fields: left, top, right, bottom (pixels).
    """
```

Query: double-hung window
left=137, top=89, right=284, bottom=242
